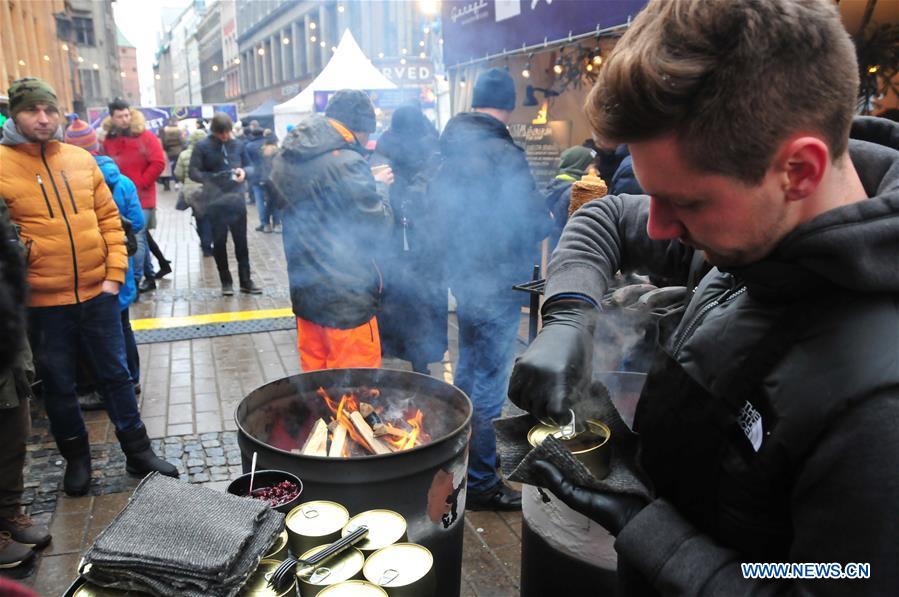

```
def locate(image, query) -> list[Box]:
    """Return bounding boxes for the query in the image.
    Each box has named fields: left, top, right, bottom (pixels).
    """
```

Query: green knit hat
left=8, top=77, right=59, bottom=119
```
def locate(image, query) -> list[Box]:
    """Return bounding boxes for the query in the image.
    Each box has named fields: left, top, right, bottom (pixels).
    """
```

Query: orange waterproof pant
left=296, top=316, right=382, bottom=371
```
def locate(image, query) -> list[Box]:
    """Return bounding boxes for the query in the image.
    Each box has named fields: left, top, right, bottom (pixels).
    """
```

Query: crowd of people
left=1, top=0, right=897, bottom=592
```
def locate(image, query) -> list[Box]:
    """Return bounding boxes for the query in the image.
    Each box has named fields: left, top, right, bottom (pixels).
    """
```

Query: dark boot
left=0, top=514, right=51, bottom=549
left=154, top=259, right=172, bottom=279
left=56, top=435, right=92, bottom=497
left=116, top=426, right=179, bottom=478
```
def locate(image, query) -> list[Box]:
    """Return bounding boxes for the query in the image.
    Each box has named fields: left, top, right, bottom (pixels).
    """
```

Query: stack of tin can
left=241, top=500, right=435, bottom=597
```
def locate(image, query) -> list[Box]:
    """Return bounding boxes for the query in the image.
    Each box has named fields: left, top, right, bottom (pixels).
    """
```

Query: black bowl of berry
left=227, top=470, right=303, bottom=513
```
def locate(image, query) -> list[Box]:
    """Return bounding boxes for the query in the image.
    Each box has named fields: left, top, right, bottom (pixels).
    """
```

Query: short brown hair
left=210, top=112, right=233, bottom=134
left=586, top=0, right=859, bottom=184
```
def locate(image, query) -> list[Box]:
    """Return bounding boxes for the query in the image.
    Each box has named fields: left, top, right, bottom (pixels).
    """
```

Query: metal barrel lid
left=363, top=543, right=434, bottom=587
left=297, top=544, right=365, bottom=586
left=263, top=530, right=289, bottom=561
left=527, top=419, right=610, bottom=454
left=72, top=582, right=146, bottom=596
left=240, top=559, right=296, bottom=597
left=341, top=509, right=407, bottom=552
left=318, top=580, right=388, bottom=597
left=286, top=500, right=349, bottom=538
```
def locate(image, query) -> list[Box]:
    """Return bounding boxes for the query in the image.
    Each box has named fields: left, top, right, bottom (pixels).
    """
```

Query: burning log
left=360, top=402, right=384, bottom=427
left=349, top=412, right=392, bottom=455
left=328, top=424, right=348, bottom=458
left=301, top=419, right=329, bottom=456
left=373, top=423, right=408, bottom=438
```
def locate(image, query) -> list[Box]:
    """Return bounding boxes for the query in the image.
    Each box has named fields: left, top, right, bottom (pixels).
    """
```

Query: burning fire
left=312, top=387, right=427, bottom=457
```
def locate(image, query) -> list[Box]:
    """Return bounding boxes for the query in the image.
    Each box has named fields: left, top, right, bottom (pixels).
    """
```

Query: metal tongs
left=267, top=525, right=369, bottom=591
left=541, top=409, right=585, bottom=440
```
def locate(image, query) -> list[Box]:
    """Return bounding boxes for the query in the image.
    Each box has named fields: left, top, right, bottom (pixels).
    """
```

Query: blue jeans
left=453, top=296, right=522, bottom=494
left=252, top=183, right=280, bottom=227
left=133, top=207, right=156, bottom=283
left=29, top=292, right=143, bottom=440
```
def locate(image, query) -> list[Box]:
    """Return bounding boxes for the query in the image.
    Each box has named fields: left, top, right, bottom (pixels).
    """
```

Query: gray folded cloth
left=494, top=381, right=653, bottom=500
left=82, top=473, right=284, bottom=597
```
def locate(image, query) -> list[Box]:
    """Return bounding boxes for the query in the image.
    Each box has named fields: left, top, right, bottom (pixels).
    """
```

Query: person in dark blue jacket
left=95, top=156, right=144, bottom=390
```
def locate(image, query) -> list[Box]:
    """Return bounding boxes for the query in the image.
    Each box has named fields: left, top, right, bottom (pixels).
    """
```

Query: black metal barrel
left=235, top=368, right=472, bottom=597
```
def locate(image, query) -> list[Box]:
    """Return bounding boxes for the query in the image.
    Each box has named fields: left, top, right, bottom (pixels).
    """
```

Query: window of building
left=78, top=68, right=101, bottom=98
left=73, top=16, right=95, bottom=46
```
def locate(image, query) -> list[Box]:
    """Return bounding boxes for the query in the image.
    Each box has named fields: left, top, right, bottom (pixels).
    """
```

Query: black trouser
left=0, top=399, right=29, bottom=517
left=211, top=209, right=251, bottom=286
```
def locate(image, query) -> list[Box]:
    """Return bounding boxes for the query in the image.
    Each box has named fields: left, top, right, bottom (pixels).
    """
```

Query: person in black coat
left=188, top=112, right=262, bottom=295
left=372, top=105, right=447, bottom=374
left=431, top=68, right=550, bottom=511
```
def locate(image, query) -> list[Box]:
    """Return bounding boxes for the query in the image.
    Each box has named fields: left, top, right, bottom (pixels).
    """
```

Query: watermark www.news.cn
left=741, top=562, right=871, bottom=580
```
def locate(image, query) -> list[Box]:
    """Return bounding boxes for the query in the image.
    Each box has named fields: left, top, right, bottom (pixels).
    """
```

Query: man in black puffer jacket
left=270, top=90, right=393, bottom=371
left=431, top=68, right=550, bottom=512
left=189, top=112, right=262, bottom=296
left=509, top=1, right=899, bottom=595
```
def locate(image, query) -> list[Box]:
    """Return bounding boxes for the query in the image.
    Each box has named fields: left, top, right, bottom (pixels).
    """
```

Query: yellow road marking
left=131, top=308, right=295, bottom=331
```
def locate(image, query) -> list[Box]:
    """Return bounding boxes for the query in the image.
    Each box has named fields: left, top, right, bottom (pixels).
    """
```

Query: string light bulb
left=419, top=52, right=426, bottom=59
left=282, top=37, right=290, bottom=45
left=593, top=54, right=602, bottom=65
left=309, top=22, right=316, bottom=30
left=337, top=4, right=345, bottom=12
left=553, top=62, right=563, bottom=75
left=522, top=53, right=533, bottom=79
left=310, top=35, right=317, bottom=42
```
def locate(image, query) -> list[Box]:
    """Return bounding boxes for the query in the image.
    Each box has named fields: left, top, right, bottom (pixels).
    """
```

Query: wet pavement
left=5, top=186, right=528, bottom=596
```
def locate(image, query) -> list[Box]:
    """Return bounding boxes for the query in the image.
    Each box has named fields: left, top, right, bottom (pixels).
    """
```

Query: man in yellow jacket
left=0, top=77, right=178, bottom=497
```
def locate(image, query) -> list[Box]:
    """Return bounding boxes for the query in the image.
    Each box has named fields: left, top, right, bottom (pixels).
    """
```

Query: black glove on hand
left=508, top=298, right=597, bottom=421
left=532, top=460, right=647, bottom=536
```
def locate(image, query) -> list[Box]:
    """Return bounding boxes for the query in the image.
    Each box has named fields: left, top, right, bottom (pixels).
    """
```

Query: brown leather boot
left=0, top=532, right=33, bottom=569
left=0, top=514, right=51, bottom=549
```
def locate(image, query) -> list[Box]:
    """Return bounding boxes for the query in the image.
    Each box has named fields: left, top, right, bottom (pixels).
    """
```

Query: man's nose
left=646, top=197, right=686, bottom=240
left=36, top=109, right=50, bottom=124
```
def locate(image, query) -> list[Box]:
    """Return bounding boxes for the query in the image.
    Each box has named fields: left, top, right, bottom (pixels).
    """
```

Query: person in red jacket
left=101, top=98, right=170, bottom=293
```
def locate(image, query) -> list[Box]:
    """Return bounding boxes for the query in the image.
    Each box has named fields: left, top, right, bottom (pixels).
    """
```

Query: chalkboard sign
left=509, top=120, right=571, bottom=189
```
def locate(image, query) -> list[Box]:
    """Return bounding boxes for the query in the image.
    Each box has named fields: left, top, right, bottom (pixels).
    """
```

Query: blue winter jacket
left=94, top=156, right=145, bottom=310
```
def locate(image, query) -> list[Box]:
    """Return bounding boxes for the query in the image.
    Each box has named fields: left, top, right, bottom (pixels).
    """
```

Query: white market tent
left=273, top=29, right=397, bottom=140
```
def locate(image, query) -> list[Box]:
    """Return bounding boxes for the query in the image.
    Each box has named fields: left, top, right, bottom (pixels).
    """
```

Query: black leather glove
left=508, top=298, right=597, bottom=421
left=532, top=460, right=647, bottom=536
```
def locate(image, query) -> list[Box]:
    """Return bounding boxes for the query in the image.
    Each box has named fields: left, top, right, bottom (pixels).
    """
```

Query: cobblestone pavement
left=4, top=187, right=528, bottom=596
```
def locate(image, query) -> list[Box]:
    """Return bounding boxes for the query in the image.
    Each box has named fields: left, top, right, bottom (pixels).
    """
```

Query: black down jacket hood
left=271, top=114, right=392, bottom=329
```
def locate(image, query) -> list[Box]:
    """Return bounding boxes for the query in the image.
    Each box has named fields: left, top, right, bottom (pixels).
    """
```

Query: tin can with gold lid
left=263, top=529, right=289, bottom=562
left=318, top=580, right=388, bottom=597
left=528, top=419, right=611, bottom=479
left=341, top=510, right=407, bottom=554
left=296, top=543, right=365, bottom=596
left=363, top=543, right=435, bottom=597
left=240, top=559, right=297, bottom=596
left=285, top=500, right=349, bottom=556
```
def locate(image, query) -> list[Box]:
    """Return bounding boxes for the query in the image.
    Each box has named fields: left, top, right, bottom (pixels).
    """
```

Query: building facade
left=153, top=0, right=206, bottom=107
left=198, top=1, right=225, bottom=103
left=221, top=0, right=240, bottom=101
left=117, top=29, right=140, bottom=105
left=233, top=0, right=434, bottom=111
left=66, top=0, right=123, bottom=111
left=0, top=0, right=76, bottom=111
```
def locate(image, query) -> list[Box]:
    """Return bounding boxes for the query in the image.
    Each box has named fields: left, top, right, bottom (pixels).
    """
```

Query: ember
left=298, top=387, right=431, bottom=457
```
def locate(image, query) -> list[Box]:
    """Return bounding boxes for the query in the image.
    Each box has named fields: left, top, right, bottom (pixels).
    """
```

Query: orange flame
left=316, top=387, right=426, bottom=454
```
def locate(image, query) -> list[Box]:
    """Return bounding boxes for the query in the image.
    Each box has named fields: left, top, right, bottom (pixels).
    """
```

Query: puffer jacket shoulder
left=0, top=141, right=127, bottom=307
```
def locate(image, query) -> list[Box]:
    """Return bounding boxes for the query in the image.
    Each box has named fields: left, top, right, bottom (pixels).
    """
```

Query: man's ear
left=774, top=136, right=829, bottom=202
